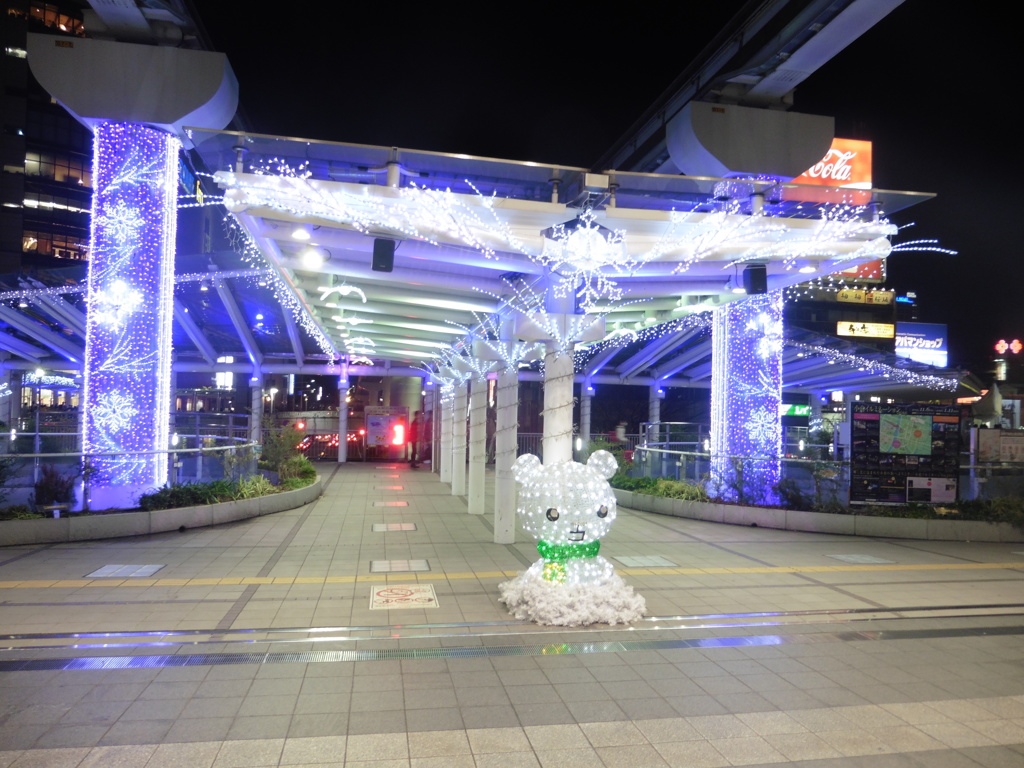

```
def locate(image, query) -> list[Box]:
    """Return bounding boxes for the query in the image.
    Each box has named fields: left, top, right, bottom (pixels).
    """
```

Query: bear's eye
left=597, top=505, right=609, bottom=518
left=546, top=508, right=559, bottom=521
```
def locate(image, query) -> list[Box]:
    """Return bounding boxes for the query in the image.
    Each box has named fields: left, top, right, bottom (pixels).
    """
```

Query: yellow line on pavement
left=0, top=561, right=1021, bottom=590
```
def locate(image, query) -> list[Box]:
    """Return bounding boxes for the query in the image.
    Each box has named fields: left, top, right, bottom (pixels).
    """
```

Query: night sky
left=197, top=2, right=1018, bottom=378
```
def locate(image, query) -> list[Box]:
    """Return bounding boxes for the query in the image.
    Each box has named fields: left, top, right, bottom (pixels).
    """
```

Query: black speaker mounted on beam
left=372, top=238, right=396, bottom=272
left=742, top=264, right=767, bottom=295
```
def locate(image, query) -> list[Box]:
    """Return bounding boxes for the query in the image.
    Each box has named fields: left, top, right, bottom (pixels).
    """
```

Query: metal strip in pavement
left=1, top=624, right=1022, bottom=672
left=2, top=561, right=1023, bottom=590
left=4, top=602, right=1023, bottom=642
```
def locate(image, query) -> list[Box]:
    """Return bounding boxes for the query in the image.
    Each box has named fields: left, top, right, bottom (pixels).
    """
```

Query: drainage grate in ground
left=369, top=559, right=430, bottom=573
left=372, top=523, right=417, bottom=532
left=86, top=565, right=165, bottom=578
left=827, top=554, right=896, bottom=564
left=613, top=556, right=678, bottom=568
left=373, top=501, right=409, bottom=507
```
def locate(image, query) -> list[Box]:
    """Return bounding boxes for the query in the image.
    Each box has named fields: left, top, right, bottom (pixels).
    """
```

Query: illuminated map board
left=849, top=403, right=961, bottom=504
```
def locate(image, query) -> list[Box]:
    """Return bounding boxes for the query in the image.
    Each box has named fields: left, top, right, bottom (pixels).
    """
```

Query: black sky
left=198, top=2, right=1020, bottom=377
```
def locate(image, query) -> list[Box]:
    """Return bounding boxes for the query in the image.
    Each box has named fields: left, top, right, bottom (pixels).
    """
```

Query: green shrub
left=138, top=481, right=235, bottom=511
left=32, top=464, right=75, bottom=508
left=278, top=455, right=316, bottom=481
left=0, top=504, right=42, bottom=520
left=279, top=476, right=312, bottom=491
left=234, top=474, right=275, bottom=499
left=774, top=478, right=812, bottom=510
left=0, top=455, right=18, bottom=508
left=652, top=478, right=709, bottom=502
left=609, top=473, right=656, bottom=492
left=260, top=427, right=303, bottom=472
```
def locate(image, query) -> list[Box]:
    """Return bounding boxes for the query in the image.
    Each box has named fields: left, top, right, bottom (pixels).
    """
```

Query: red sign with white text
left=787, top=138, right=882, bottom=283
left=796, top=138, right=873, bottom=189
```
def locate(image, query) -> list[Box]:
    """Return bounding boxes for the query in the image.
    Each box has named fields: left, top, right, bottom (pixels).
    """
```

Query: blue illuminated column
left=83, top=122, right=179, bottom=509
left=709, top=292, right=783, bottom=505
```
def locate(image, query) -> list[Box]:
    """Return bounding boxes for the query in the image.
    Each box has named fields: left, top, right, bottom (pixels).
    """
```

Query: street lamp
left=268, top=387, right=278, bottom=415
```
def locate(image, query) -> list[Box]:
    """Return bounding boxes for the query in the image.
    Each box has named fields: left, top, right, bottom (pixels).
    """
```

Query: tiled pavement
left=1, top=462, right=1023, bottom=767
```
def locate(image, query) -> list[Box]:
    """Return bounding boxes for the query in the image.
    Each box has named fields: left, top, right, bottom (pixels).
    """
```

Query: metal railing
left=631, top=443, right=1024, bottom=504
left=0, top=410, right=258, bottom=508
left=516, top=433, right=642, bottom=460
left=0, top=440, right=259, bottom=510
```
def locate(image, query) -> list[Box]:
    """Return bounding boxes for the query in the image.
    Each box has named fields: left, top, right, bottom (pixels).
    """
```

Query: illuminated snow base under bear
left=499, top=451, right=646, bottom=627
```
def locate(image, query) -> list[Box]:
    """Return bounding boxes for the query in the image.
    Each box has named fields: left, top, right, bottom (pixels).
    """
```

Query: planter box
left=0, top=476, right=323, bottom=547
left=786, top=509, right=856, bottom=536
left=854, top=515, right=929, bottom=540
left=614, top=488, right=1024, bottom=542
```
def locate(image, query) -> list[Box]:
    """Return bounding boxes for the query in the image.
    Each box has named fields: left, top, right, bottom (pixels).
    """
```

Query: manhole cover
left=826, top=554, right=895, bottom=564
left=86, top=564, right=165, bottom=578
left=614, top=556, right=678, bottom=567
left=370, top=559, right=430, bottom=573
left=372, top=523, right=417, bottom=532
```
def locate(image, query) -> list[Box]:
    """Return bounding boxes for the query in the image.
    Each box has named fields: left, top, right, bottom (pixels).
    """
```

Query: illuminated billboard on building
left=895, top=322, right=948, bottom=367
left=837, top=322, right=894, bottom=339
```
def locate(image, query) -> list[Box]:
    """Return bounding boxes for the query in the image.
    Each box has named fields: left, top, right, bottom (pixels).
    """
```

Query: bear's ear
left=587, top=450, right=618, bottom=480
left=512, top=453, right=542, bottom=484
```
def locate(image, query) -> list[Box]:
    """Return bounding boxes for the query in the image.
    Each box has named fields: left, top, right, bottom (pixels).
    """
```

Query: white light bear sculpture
left=498, top=450, right=646, bottom=626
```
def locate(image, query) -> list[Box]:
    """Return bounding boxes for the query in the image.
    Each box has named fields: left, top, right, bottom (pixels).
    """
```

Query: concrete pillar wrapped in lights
left=710, top=292, right=784, bottom=505
left=467, top=378, right=487, bottom=515
left=438, top=386, right=453, bottom=484
left=82, top=122, right=179, bottom=509
left=26, top=34, right=237, bottom=509
left=494, top=368, right=519, bottom=543
left=450, top=380, right=468, bottom=496
left=336, top=372, right=348, bottom=464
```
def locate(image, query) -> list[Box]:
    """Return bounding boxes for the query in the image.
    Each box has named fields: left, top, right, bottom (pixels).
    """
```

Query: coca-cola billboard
left=787, top=138, right=883, bottom=282
left=796, top=138, right=872, bottom=188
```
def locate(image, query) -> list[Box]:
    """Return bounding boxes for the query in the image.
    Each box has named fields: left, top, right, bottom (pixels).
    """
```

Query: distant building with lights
left=1, top=1, right=92, bottom=270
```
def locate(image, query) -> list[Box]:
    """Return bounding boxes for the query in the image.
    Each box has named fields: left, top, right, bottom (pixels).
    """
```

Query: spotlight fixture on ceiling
left=301, top=246, right=330, bottom=270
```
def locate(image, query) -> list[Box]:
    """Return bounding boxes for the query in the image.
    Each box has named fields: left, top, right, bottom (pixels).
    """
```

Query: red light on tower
left=1012, top=339, right=1023, bottom=354
left=996, top=340, right=1009, bottom=354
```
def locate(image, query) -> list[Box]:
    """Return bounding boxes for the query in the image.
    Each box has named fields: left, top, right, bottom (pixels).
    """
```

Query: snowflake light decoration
left=92, top=279, right=143, bottom=331
left=539, top=210, right=632, bottom=307
left=92, top=390, right=138, bottom=432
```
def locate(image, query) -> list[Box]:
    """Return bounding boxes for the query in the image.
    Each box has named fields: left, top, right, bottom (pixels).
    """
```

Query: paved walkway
left=1, top=462, right=1023, bottom=767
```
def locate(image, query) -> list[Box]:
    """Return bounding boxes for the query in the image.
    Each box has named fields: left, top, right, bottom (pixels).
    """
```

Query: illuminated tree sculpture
left=499, top=451, right=646, bottom=626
